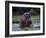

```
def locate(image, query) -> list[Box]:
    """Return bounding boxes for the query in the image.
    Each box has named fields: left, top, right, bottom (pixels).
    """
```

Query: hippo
left=20, top=12, right=32, bottom=28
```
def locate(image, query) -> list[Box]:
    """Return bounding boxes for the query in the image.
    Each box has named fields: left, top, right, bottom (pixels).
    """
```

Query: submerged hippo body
left=20, top=13, right=32, bottom=28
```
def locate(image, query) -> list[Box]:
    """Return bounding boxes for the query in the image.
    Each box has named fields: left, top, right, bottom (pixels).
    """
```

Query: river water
left=12, top=20, right=40, bottom=31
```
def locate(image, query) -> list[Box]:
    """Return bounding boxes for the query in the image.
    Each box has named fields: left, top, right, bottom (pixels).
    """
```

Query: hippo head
left=24, top=12, right=31, bottom=19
